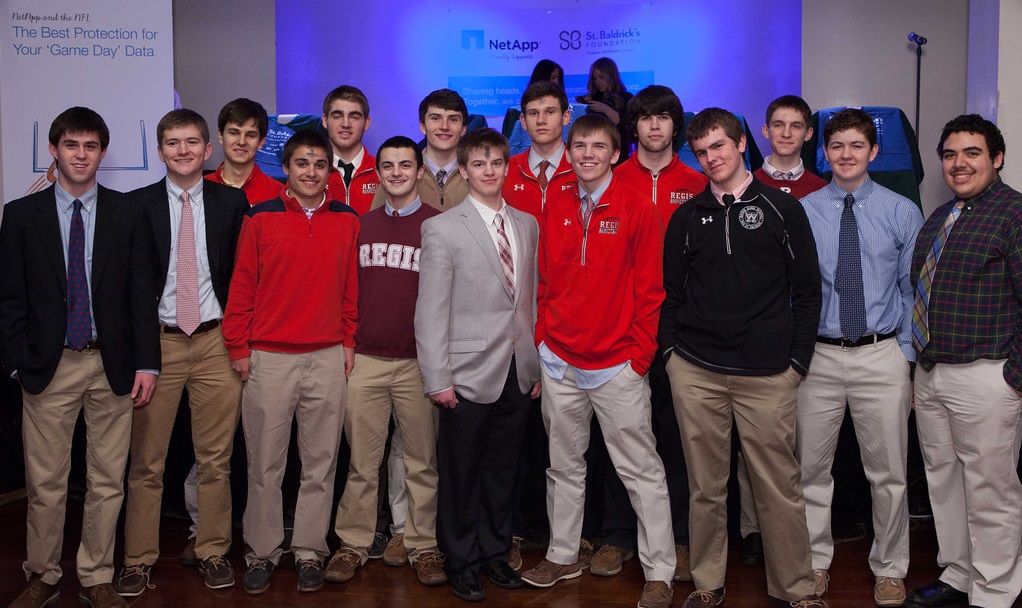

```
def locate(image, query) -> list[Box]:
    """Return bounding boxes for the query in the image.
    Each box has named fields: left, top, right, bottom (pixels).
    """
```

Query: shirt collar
left=385, top=197, right=423, bottom=217
left=166, top=178, right=203, bottom=205
left=333, top=145, right=365, bottom=171
left=577, top=175, right=612, bottom=206
left=761, top=156, right=805, bottom=180
left=528, top=143, right=564, bottom=175
left=468, top=194, right=507, bottom=226
left=710, top=170, right=754, bottom=205
left=827, top=176, right=875, bottom=208
left=55, top=181, right=99, bottom=213
left=423, top=153, right=459, bottom=180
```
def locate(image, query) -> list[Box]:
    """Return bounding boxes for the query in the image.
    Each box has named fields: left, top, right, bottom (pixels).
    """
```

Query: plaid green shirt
left=913, top=178, right=1022, bottom=389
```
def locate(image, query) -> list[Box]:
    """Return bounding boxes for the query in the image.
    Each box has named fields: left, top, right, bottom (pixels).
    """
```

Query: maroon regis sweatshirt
left=355, top=203, right=441, bottom=358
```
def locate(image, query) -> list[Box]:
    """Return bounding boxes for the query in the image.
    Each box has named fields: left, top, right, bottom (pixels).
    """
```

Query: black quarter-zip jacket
left=658, top=178, right=822, bottom=376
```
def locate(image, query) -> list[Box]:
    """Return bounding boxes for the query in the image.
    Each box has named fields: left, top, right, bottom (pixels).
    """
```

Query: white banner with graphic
left=0, top=0, right=174, bottom=208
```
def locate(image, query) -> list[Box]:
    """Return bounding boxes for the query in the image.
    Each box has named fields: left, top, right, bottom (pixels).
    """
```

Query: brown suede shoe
left=578, top=537, right=595, bottom=570
left=682, top=588, right=724, bottom=608
left=874, top=576, right=906, bottom=607
left=508, top=535, right=523, bottom=571
left=674, top=544, right=692, bottom=582
left=412, top=551, right=448, bottom=587
left=382, top=533, right=407, bottom=566
left=324, top=547, right=363, bottom=583
left=639, top=581, right=674, bottom=608
left=79, top=583, right=127, bottom=608
left=520, top=558, right=583, bottom=588
left=590, top=544, right=635, bottom=577
left=9, top=576, right=59, bottom=608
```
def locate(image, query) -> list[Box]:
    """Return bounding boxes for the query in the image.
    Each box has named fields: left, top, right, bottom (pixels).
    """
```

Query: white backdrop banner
left=0, top=0, right=173, bottom=206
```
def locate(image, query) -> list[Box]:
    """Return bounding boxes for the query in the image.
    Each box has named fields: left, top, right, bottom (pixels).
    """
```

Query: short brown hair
left=568, top=114, right=620, bottom=151
left=686, top=107, right=743, bottom=146
left=823, top=108, right=876, bottom=148
left=456, top=128, right=510, bottom=167
left=157, top=109, right=210, bottom=145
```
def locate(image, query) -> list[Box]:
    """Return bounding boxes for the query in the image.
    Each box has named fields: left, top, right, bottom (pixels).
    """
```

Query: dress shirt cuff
left=136, top=369, right=160, bottom=377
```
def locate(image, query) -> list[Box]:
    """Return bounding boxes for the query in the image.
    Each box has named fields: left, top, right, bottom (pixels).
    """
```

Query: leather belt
left=64, top=339, right=100, bottom=351
left=816, top=331, right=896, bottom=348
left=162, top=319, right=221, bottom=335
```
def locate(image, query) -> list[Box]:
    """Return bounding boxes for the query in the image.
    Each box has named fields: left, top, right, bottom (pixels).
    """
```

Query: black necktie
left=339, top=161, right=355, bottom=187
left=836, top=193, right=866, bottom=341
left=722, top=193, right=735, bottom=206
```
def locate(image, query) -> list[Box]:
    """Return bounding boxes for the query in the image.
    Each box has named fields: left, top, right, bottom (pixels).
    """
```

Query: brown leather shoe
left=682, top=588, right=724, bottom=608
left=507, top=535, right=523, bottom=571
left=578, top=537, right=595, bottom=570
left=674, top=544, right=692, bottom=582
left=590, top=544, right=635, bottom=576
left=874, top=576, right=906, bottom=607
left=382, top=533, right=407, bottom=566
left=814, top=569, right=829, bottom=596
left=113, top=564, right=152, bottom=597
left=9, top=576, right=59, bottom=608
left=412, top=551, right=448, bottom=586
left=79, top=583, right=127, bottom=608
left=520, top=558, right=583, bottom=588
left=324, top=547, right=363, bottom=583
left=639, top=581, right=674, bottom=608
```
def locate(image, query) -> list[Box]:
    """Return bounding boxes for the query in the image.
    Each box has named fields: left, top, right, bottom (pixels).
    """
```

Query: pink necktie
left=176, top=191, right=201, bottom=335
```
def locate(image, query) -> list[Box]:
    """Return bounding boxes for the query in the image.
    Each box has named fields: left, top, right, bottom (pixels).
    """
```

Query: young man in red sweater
left=521, top=115, right=675, bottom=608
left=325, top=136, right=446, bottom=588
left=205, top=97, right=284, bottom=205
left=222, top=129, right=359, bottom=596
left=322, top=85, right=379, bottom=215
left=503, top=81, right=576, bottom=222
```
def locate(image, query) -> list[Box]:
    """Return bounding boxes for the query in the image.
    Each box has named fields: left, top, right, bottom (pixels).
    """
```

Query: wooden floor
left=5, top=492, right=1010, bottom=608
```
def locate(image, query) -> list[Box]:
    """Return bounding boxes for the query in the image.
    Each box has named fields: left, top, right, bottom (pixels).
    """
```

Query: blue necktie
left=66, top=199, right=92, bottom=349
left=836, top=193, right=866, bottom=341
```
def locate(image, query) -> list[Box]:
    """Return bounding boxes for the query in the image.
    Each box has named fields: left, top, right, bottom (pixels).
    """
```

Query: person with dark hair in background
left=1, top=107, right=160, bottom=608
left=206, top=97, right=284, bottom=205
left=905, top=114, right=1022, bottom=608
left=116, top=109, right=248, bottom=597
left=601, top=84, right=707, bottom=584
left=372, top=89, right=471, bottom=213
left=661, top=107, right=824, bottom=608
left=529, top=59, right=564, bottom=89
left=222, top=129, right=359, bottom=595
left=322, top=85, right=379, bottom=215
left=578, top=57, right=633, bottom=161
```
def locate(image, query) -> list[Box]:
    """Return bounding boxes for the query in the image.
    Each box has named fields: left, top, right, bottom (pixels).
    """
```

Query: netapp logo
left=461, top=30, right=540, bottom=52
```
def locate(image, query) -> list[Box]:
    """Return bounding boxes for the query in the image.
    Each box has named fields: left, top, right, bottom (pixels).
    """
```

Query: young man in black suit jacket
left=0, top=106, right=161, bottom=608
left=115, top=109, right=248, bottom=597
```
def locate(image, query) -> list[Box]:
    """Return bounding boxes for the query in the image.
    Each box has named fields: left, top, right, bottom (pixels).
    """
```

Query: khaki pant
left=123, top=327, right=242, bottom=565
left=21, top=349, right=133, bottom=586
left=796, top=339, right=911, bottom=578
left=242, top=345, right=346, bottom=565
left=666, top=354, right=815, bottom=601
left=915, top=359, right=1022, bottom=608
left=333, top=354, right=438, bottom=560
left=542, top=365, right=676, bottom=583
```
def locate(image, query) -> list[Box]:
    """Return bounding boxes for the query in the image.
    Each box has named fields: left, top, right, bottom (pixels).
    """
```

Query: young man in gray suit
left=415, top=128, right=541, bottom=602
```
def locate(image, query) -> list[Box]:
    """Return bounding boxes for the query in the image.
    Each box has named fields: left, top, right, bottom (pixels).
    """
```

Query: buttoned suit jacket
left=415, top=200, right=540, bottom=403
left=132, top=178, right=247, bottom=312
left=0, top=184, right=161, bottom=395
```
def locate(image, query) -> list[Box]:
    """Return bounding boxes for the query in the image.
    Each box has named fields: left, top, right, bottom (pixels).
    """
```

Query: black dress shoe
left=450, top=569, right=486, bottom=602
left=483, top=560, right=524, bottom=589
left=904, top=581, right=969, bottom=608
left=740, top=533, right=764, bottom=566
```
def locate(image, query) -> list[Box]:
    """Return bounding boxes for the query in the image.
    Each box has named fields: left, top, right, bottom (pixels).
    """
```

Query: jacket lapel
left=203, top=181, right=221, bottom=278
left=462, top=203, right=514, bottom=300
left=91, top=185, right=117, bottom=289
left=508, top=208, right=531, bottom=305
left=32, top=187, right=68, bottom=295
left=148, top=179, right=172, bottom=282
